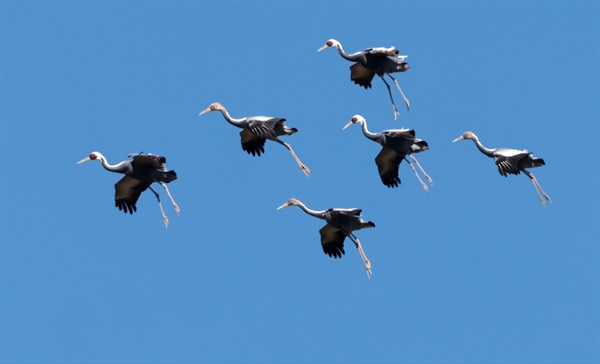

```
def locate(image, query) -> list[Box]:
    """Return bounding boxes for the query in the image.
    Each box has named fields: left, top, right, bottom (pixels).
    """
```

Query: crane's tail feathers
left=532, top=158, right=545, bottom=167
left=413, top=140, right=429, bottom=152
left=161, top=170, right=177, bottom=182
left=362, top=221, right=376, bottom=229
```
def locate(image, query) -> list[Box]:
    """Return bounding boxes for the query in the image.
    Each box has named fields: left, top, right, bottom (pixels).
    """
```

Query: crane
left=343, top=115, right=432, bottom=192
left=77, top=152, right=180, bottom=227
left=198, top=102, right=310, bottom=177
left=318, top=38, right=410, bottom=120
left=277, top=198, right=375, bottom=278
left=452, top=131, right=552, bottom=207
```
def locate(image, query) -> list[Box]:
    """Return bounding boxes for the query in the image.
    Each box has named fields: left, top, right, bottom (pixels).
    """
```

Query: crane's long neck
left=335, top=44, right=362, bottom=62
left=218, top=108, right=246, bottom=128
left=294, top=201, right=327, bottom=220
left=471, top=136, right=495, bottom=157
left=98, top=155, right=129, bottom=174
left=359, top=121, right=380, bottom=142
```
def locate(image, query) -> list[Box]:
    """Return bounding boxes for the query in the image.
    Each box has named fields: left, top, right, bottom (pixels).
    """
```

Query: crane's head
left=317, top=39, right=341, bottom=52
left=77, top=151, right=103, bottom=164
left=343, top=115, right=366, bottom=130
left=452, top=131, right=478, bottom=143
left=276, top=198, right=301, bottom=210
left=199, top=102, right=225, bottom=116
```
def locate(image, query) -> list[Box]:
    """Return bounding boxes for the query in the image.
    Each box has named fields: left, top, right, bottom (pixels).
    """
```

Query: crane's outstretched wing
left=247, top=117, right=282, bottom=139
left=131, top=154, right=167, bottom=169
left=114, top=176, right=151, bottom=214
left=330, top=207, right=362, bottom=216
left=350, top=63, right=375, bottom=89
left=375, top=148, right=404, bottom=188
left=494, top=149, right=530, bottom=177
left=364, top=46, right=399, bottom=56
left=383, top=128, right=416, bottom=138
left=319, top=224, right=346, bottom=259
left=240, top=128, right=266, bottom=156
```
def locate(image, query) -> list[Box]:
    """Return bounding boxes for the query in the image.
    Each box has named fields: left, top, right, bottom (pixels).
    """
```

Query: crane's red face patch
left=89, top=153, right=97, bottom=160
left=326, top=40, right=333, bottom=47
left=352, top=117, right=358, bottom=122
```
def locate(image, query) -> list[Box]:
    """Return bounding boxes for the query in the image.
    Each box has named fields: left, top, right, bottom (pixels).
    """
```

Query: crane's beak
left=198, top=108, right=211, bottom=116
left=317, top=44, right=330, bottom=52
left=276, top=202, right=290, bottom=210
left=452, top=136, right=465, bottom=143
left=77, top=156, right=91, bottom=164
left=342, top=121, right=355, bottom=130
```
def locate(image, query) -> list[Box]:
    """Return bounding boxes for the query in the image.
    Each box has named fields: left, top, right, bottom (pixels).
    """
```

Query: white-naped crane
left=77, top=152, right=180, bottom=227
left=198, top=102, right=310, bottom=177
left=452, top=131, right=551, bottom=207
left=277, top=198, right=375, bottom=278
left=318, top=38, right=410, bottom=120
left=343, top=115, right=432, bottom=192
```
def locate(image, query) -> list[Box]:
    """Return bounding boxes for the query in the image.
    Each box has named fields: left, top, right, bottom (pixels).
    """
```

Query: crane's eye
left=326, top=41, right=333, bottom=47
left=89, top=154, right=97, bottom=160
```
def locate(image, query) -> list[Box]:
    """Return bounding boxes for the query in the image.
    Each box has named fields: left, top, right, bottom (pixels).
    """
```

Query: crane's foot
left=300, top=164, right=311, bottom=177
left=364, top=259, right=372, bottom=279
left=163, top=215, right=170, bottom=228
left=392, top=106, right=399, bottom=120
left=173, top=202, right=181, bottom=215
left=421, top=182, right=429, bottom=193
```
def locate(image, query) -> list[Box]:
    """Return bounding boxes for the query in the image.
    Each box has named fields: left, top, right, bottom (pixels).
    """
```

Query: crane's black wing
left=329, top=207, right=362, bottom=216
left=114, top=176, right=151, bottom=214
left=131, top=154, right=167, bottom=168
left=375, top=148, right=404, bottom=188
left=493, top=149, right=530, bottom=177
left=350, top=63, right=376, bottom=89
left=319, top=224, right=347, bottom=259
left=240, top=128, right=266, bottom=156
left=382, top=128, right=416, bottom=139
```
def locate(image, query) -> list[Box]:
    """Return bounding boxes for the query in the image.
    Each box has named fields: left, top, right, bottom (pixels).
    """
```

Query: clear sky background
left=1, top=1, right=598, bottom=363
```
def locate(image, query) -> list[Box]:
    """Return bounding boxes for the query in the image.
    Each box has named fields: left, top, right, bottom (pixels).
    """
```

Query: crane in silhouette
left=453, top=131, right=551, bottom=207
left=277, top=198, right=375, bottom=278
left=77, top=152, right=180, bottom=227
left=199, top=102, right=310, bottom=176
left=344, top=115, right=432, bottom=192
left=318, top=38, right=410, bottom=120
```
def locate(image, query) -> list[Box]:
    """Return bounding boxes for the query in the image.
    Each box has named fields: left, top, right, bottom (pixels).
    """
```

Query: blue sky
left=1, top=1, right=598, bottom=363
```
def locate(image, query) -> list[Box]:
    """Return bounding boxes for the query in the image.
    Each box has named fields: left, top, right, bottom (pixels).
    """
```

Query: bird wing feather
left=247, top=117, right=281, bottom=139
left=131, top=154, right=166, bottom=168
left=349, top=63, right=376, bottom=89
left=383, top=129, right=416, bottom=138
left=364, top=46, right=396, bottom=54
left=114, top=176, right=151, bottom=214
left=239, top=128, right=266, bottom=156
left=375, top=148, right=404, bottom=188
left=494, top=149, right=529, bottom=176
left=330, top=207, right=362, bottom=216
left=319, top=224, right=346, bottom=259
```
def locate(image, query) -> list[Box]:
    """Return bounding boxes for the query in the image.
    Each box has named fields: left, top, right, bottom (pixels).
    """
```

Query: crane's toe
left=302, top=165, right=311, bottom=177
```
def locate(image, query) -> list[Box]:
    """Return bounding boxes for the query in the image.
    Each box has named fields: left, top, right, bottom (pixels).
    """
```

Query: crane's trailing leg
left=523, top=170, right=551, bottom=207
left=380, top=76, right=400, bottom=120
left=388, top=73, right=410, bottom=111
left=148, top=186, right=169, bottom=228
left=348, top=233, right=372, bottom=279
left=277, top=139, right=311, bottom=177
left=409, top=155, right=433, bottom=185
left=159, top=182, right=180, bottom=215
left=405, top=158, right=429, bottom=193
